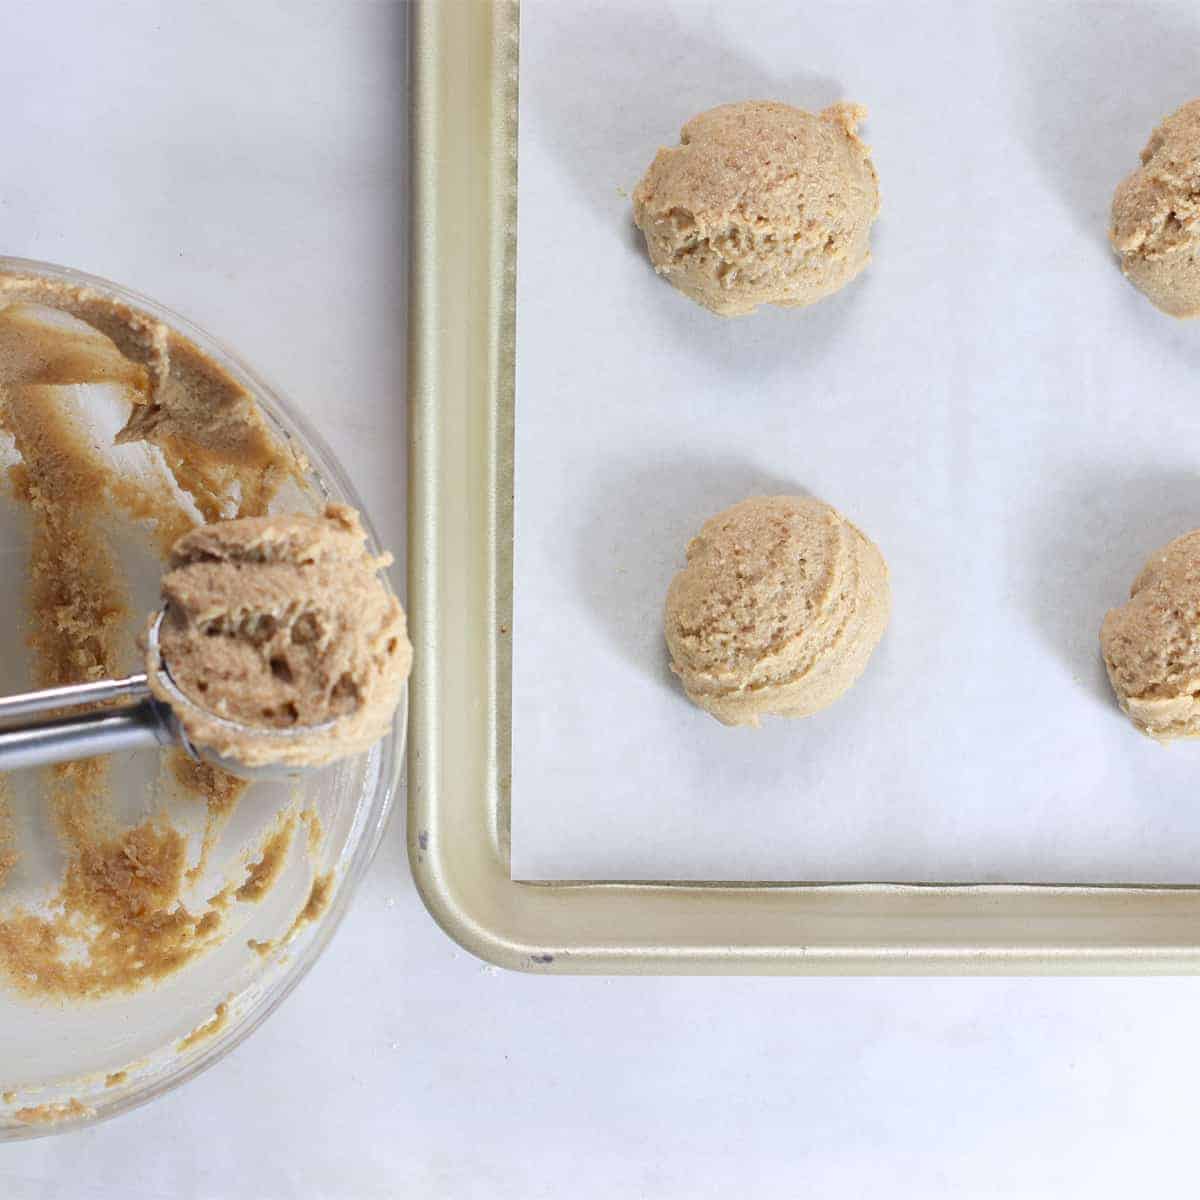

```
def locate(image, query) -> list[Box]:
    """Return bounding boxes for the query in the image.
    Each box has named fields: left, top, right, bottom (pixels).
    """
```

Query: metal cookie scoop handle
left=0, top=672, right=181, bottom=769
left=0, top=613, right=318, bottom=782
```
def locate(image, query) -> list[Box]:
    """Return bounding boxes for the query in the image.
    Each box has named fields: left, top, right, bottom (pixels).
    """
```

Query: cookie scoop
left=0, top=506, right=411, bottom=779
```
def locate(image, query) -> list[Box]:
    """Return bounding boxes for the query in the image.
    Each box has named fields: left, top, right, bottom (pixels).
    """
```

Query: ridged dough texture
left=665, top=496, right=890, bottom=726
left=1110, top=99, right=1200, bottom=317
left=1101, top=531, right=1200, bottom=741
left=632, top=100, right=880, bottom=316
left=150, top=504, right=412, bottom=768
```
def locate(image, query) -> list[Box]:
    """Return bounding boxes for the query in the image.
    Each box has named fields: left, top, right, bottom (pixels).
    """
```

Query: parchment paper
left=513, top=0, right=1200, bottom=881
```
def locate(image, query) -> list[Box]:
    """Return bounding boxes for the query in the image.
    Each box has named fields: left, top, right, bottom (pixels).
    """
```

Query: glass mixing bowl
left=0, top=257, right=403, bottom=1140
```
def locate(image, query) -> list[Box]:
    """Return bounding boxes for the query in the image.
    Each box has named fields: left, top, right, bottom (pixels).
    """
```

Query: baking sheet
left=512, top=0, right=1200, bottom=883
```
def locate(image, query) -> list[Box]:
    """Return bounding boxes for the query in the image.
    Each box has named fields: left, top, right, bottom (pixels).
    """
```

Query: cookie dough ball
left=1101, top=530, right=1200, bottom=740
left=150, top=504, right=412, bottom=769
left=664, top=495, right=890, bottom=726
left=1110, top=99, right=1200, bottom=317
left=632, top=101, right=880, bottom=316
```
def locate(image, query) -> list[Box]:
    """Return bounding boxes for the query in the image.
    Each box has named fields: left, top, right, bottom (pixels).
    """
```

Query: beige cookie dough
left=1110, top=99, right=1200, bottom=317
left=632, top=100, right=880, bottom=316
left=0, top=273, right=300, bottom=520
left=664, top=495, right=890, bottom=726
left=1101, top=530, right=1200, bottom=740
left=150, top=504, right=412, bottom=768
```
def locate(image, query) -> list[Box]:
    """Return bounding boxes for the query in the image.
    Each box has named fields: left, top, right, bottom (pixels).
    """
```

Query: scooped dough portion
left=150, top=504, right=412, bottom=768
left=1110, top=99, right=1200, bottom=317
left=1101, top=530, right=1200, bottom=740
left=632, top=100, right=880, bottom=316
left=665, top=495, right=890, bottom=726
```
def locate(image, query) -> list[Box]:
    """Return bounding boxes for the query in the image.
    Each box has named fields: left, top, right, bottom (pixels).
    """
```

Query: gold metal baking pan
left=407, top=0, right=1200, bottom=974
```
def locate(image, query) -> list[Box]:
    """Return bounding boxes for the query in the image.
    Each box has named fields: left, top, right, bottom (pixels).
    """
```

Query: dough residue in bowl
left=13, top=1098, right=92, bottom=1126
left=0, top=272, right=319, bottom=1001
left=236, top=815, right=298, bottom=902
left=0, top=814, right=225, bottom=1000
left=0, top=779, right=13, bottom=891
left=176, top=999, right=230, bottom=1052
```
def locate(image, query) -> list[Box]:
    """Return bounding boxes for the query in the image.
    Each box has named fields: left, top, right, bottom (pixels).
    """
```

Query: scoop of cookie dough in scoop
left=1101, top=530, right=1200, bottom=740
left=1110, top=99, right=1200, bottom=317
left=148, top=504, right=411, bottom=768
left=632, top=100, right=880, bottom=316
left=664, top=495, right=890, bottom=726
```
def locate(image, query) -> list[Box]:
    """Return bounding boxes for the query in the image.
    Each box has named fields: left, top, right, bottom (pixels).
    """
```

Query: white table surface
left=4, top=3, right=1200, bottom=1196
